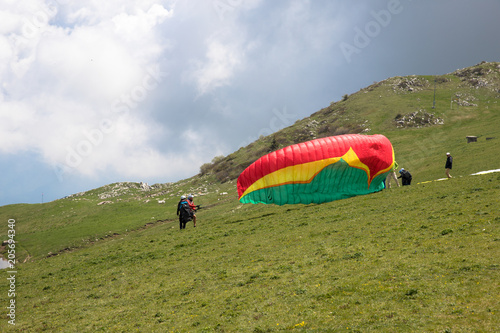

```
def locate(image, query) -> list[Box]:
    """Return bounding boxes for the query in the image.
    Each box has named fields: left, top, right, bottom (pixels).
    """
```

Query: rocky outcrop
left=394, top=110, right=444, bottom=128
left=392, top=76, right=429, bottom=93
left=453, top=61, right=500, bottom=90
left=454, top=93, right=478, bottom=107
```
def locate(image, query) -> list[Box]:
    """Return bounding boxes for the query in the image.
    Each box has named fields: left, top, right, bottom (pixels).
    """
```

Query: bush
left=269, top=136, right=279, bottom=152
left=215, top=169, right=230, bottom=182
left=435, top=76, right=449, bottom=84
left=199, top=163, right=212, bottom=176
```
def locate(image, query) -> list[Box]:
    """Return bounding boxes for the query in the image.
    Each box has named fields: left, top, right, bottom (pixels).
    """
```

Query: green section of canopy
left=239, top=159, right=388, bottom=205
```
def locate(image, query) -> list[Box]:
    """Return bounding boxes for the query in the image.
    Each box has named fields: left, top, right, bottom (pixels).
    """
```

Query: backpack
left=401, top=170, right=412, bottom=180
left=178, top=201, right=193, bottom=222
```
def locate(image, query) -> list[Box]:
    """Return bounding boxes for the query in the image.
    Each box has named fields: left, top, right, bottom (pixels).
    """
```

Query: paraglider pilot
left=177, top=195, right=193, bottom=229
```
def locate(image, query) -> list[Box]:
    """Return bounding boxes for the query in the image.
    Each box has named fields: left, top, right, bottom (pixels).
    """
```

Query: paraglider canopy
left=237, top=134, right=395, bottom=205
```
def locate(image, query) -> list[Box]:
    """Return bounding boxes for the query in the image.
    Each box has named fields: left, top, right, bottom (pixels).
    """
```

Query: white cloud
left=0, top=100, right=36, bottom=153
left=1, top=0, right=176, bottom=182
left=35, top=27, right=144, bottom=100
left=182, top=0, right=265, bottom=96
left=60, top=0, right=173, bottom=26
left=112, top=3, right=172, bottom=39
left=0, top=36, right=13, bottom=78
left=190, top=35, right=245, bottom=95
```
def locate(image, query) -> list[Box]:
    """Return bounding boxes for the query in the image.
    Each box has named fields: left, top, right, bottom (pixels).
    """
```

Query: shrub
left=435, top=76, right=449, bottom=84
left=199, top=163, right=212, bottom=176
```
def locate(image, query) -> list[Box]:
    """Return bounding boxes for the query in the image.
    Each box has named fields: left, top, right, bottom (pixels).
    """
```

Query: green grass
left=0, top=179, right=233, bottom=261
left=1, top=174, right=498, bottom=332
left=0, top=62, right=499, bottom=331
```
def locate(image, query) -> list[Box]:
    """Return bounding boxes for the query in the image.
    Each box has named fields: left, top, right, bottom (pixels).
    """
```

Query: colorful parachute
left=237, top=134, right=395, bottom=205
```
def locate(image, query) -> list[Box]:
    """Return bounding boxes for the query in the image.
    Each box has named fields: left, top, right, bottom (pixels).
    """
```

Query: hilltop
left=0, top=62, right=499, bottom=331
left=199, top=61, right=500, bottom=183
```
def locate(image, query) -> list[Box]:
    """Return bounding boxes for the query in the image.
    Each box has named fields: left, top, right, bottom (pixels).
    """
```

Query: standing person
left=386, top=160, right=400, bottom=188
left=177, top=195, right=193, bottom=230
left=445, top=152, right=453, bottom=178
left=187, top=194, right=199, bottom=227
left=398, top=168, right=412, bottom=186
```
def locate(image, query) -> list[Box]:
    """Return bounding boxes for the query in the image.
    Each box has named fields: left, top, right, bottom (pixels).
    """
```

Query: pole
left=432, top=78, right=436, bottom=109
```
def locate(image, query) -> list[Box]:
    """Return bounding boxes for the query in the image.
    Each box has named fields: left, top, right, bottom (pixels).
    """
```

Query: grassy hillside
left=0, top=62, right=499, bottom=331
left=1, top=174, right=499, bottom=332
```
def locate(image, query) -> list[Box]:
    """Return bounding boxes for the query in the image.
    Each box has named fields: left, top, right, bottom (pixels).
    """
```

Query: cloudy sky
left=1, top=0, right=499, bottom=205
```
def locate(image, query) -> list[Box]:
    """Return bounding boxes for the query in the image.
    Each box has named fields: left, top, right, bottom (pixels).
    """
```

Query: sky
left=1, top=0, right=499, bottom=206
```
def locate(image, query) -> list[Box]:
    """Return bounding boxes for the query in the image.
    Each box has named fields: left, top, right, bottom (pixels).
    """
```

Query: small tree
left=199, top=163, right=212, bottom=175
left=269, top=136, right=279, bottom=152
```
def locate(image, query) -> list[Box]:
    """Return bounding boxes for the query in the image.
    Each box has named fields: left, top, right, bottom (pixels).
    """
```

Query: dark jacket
left=445, top=156, right=453, bottom=169
left=398, top=170, right=412, bottom=185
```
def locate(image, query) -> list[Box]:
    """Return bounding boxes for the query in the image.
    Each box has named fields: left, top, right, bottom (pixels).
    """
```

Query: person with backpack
left=445, top=152, right=453, bottom=178
left=398, top=168, right=412, bottom=186
left=176, top=195, right=193, bottom=229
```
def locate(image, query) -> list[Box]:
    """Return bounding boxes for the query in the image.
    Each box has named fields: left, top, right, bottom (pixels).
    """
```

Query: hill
left=0, top=62, right=499, bottom=331
left=199, top=61, right=500, bottom=183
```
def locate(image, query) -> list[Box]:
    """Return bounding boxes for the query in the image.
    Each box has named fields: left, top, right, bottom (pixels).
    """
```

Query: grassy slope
left=2, top=175, right=499, bottom=332
left=0, top=62, right=499, bottom=331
